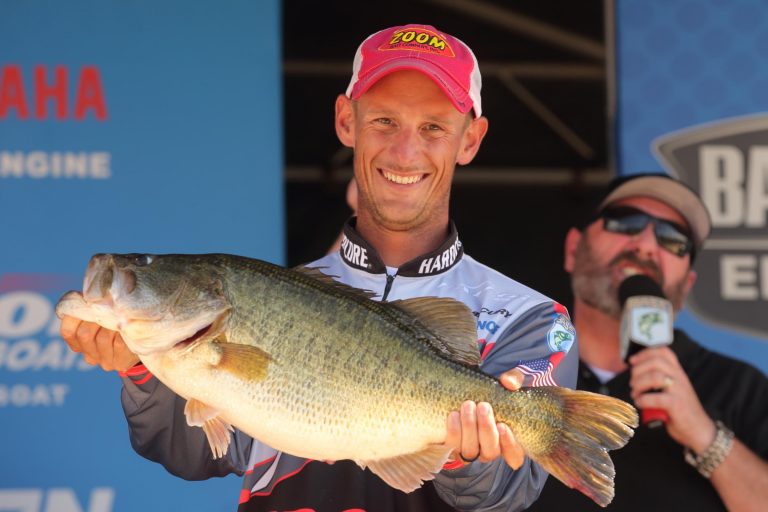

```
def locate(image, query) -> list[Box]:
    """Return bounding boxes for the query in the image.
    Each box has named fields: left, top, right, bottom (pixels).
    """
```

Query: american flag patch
left=516, top=351, right=565, bottom=387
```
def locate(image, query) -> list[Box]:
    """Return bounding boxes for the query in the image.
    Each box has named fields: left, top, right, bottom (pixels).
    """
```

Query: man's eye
left=374, top=118, right=392, bottom=125
left=424, top=124, right=444, bottom=131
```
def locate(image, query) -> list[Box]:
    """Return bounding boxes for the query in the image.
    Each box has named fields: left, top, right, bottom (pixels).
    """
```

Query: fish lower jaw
left=122, top=318, right=221, bottom=356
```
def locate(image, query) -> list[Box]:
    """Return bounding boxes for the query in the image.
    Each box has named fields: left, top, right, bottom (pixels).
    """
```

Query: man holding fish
left=59, top=24, right=636, bottom=511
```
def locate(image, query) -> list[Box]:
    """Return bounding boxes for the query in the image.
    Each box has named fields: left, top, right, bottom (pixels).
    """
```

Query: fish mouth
left=174, top=322, right=215, bottom=349
left=171, top=309, right=230, bottom=352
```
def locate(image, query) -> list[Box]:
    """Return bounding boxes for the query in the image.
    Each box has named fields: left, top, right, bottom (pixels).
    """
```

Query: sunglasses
left=599, top=206, right=694, bottom=257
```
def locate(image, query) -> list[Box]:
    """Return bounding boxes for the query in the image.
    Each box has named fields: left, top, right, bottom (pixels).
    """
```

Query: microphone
left=619, top=275, right=674, bottom=428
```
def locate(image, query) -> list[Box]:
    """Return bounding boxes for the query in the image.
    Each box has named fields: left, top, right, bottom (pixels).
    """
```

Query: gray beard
left=570, top=236, right=688, bottom=317
left=571, top=269, right=621, bottom=318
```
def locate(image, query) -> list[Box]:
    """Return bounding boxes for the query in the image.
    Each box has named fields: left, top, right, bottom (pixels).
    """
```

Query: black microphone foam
left=618, top=274, right=665, bottom=306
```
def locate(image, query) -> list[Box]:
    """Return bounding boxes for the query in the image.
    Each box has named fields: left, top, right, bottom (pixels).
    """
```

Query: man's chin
left=373, top=210, right=426, bottom=231
left=572, top=276, right=621, bottom=317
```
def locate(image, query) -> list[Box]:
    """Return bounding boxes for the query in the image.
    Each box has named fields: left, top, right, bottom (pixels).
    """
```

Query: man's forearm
left=710, top=439, right=768, bottom=512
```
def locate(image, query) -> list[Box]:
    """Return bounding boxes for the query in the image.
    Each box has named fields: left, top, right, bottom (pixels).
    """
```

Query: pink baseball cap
left=345, top=24, right=482, bottom=117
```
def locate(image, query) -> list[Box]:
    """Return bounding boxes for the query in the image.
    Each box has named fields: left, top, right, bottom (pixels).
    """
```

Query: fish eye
left=134, top=254, right=154, bottom=266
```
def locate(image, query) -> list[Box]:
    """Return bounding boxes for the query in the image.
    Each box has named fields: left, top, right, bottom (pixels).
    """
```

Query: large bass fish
left=56, top=253, right=638, bottom=507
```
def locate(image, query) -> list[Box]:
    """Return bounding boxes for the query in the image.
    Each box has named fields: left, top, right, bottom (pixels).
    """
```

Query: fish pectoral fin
left=390, top=297, right=481, bottom=366
left=184, top=398, right=234, bottom=459
left=357, top=445, right=453, bottom=494
left=215, top=342, right=273, bottom=381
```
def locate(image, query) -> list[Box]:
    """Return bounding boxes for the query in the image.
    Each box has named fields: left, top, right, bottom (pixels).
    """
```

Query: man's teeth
left=622, top=268, right=641, bottom=276
left=383, top=171, right=422, bottom=184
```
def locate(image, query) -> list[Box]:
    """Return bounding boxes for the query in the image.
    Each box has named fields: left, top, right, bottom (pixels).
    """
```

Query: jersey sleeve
left=481, top=301, right=578, bottom=389
left=432, top=300, right=579, bottom=511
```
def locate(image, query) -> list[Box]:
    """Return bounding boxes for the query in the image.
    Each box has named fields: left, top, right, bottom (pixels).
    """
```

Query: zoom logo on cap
left=383, top=28, right=455, bottom=56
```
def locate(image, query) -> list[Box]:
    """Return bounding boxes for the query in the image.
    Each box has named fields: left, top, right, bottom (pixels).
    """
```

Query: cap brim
left=600, top=175, right=711, bottom=248
left=349, top=58, right=474, bottom=115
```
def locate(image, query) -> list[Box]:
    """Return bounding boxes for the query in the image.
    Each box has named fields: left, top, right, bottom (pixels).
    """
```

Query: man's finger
left=76, top=322, right=100, bottom=361
left=60, top=316, right=83, bottom=351
left=444, top=410, right=461, bottom=458
left=628, top=345, right=676, bottom=366
left=113, top=336, right=140, bottom=372
left=460, top=400, right=479, bottom=461
left=633, top=390, right=672, bottom=411
left=476, top=402, right=500, bottom=462
left=630, top=370, right=671, bottom=397
left=498, top=423, right=524, bottom=469
left=96, top=328, right=116, bottom=371
left=499, top=368, right=524, bottom=391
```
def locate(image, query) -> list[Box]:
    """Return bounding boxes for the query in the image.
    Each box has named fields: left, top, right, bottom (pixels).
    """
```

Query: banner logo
left=0, top=65, right=108, bottom=121
left=0, top=65, right=112, bottom=180
left=0, top=274, right=91, bottom=408
left=0, top=488, right=114, bottom=512
left=653, top=113, right=768, bottom=341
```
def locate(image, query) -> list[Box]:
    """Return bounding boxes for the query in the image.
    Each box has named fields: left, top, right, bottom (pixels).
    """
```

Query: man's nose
left=626, top=223, right=659, bottom=256
left=390, top=127, right=421, bottom=164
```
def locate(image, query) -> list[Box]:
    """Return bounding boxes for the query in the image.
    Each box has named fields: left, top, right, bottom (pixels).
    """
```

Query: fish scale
left=56, top=253, right=638, bottom=506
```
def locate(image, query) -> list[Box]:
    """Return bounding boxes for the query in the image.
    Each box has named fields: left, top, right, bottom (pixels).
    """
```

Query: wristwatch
left=684, top=420, right=734, bottom=478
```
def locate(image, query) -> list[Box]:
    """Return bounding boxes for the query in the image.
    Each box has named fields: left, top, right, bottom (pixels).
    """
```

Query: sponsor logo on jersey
left=417, top=238, right=461, bottom=274
left=472, top=307, right=513, bottom=318
left=340, top=236, right=370, bottom=270
left=477, top=319, right=500, bottom=335
left=547, top=314, right=575, bottom=353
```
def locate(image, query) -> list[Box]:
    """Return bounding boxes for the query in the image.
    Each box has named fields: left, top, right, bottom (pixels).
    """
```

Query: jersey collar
left=339, top=217, right=464, bottom=277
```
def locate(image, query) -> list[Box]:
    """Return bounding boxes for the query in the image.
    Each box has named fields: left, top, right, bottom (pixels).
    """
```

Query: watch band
left=684, top=420, right=734, bottom=478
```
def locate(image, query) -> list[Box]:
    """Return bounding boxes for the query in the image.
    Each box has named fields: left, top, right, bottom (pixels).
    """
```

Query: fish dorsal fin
left=390, top=297, right=481, bottom=367
left=292, top=265, right=379, bottom=300
left=294, top=266, right=480, bottom=365
left=356, top=444, right=454, bottom=493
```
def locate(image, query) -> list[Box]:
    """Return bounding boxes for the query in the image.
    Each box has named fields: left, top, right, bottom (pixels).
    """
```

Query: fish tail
left=519, top=387, right=638, bottom=507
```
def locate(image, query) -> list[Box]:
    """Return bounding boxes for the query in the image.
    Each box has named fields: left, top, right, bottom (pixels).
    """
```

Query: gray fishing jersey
left=120, top=219, right=578, bottom=512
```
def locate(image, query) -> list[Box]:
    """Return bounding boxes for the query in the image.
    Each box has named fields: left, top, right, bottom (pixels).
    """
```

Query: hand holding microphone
left=619, top=275, right=674, bottom=427
left=618, top=275, right=718, bottom=452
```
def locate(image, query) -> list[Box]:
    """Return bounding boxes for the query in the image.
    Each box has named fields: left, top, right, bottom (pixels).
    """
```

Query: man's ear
left=335, top=95, right=355, bottom=148
left=682, top=268, right=697, bottom=299
left=564, top=227, right=582, bottom=273
left=457, top=116, right=489, bottom=165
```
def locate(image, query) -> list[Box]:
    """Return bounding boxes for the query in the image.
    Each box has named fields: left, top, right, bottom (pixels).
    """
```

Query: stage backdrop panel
left=0, top=1, right=282, bottom=511
left=615, top=0, right=768, bottom=373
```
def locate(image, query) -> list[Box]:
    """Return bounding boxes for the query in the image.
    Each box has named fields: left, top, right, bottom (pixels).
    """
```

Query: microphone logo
left=620, top=295, right=673, bottom=360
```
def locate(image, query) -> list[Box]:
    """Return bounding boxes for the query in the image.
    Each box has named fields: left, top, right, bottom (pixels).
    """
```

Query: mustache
left=609, top=251, right=663, bottom=284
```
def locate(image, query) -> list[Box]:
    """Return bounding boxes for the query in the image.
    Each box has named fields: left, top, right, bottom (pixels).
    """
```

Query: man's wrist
left=684, top=420, right=734, bottom=478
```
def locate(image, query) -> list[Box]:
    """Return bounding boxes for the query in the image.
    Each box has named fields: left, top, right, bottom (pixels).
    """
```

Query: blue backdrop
left=615, top=0, right=768, bottom=374
left=0, top=1, right=282, bottom=511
